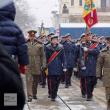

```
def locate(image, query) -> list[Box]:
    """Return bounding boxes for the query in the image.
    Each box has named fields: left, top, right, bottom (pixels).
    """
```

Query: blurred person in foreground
left=0, top=0, right=29, bottom=74
left=0, top=42, right=25, bottom=109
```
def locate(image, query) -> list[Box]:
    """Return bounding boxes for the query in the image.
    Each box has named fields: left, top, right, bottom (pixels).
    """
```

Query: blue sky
left=26, top=0, right=59, bottom=27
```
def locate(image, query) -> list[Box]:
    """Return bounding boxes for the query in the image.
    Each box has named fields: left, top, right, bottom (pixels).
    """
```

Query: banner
left=83, top=0, right=98, bottom=29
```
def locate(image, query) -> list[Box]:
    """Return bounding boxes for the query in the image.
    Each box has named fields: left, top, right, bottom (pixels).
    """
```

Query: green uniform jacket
left=27, top=40, right=46, bottom=75
left=96, top=47, right=110, bottom=87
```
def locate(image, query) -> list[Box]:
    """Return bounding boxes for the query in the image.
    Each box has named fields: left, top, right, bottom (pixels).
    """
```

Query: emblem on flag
left=83, top=0, right=98, bottom=29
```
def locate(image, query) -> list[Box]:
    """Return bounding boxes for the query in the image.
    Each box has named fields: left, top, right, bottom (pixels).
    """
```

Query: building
left=59, top=0, right=110, bottom=23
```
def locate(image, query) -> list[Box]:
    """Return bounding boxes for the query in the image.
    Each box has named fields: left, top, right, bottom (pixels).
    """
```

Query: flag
left=83, top=0, right=98, bottom=29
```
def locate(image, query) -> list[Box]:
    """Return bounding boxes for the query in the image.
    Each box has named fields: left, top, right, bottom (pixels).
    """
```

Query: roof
left=60, top=23, right=110, bottom=28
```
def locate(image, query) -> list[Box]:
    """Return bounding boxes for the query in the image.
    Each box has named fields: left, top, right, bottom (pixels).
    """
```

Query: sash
left=48, top=49, right=62, bottom=65
left=84, top=43, right=98, bottom=59
left=45, top=49, right=62, bottom=76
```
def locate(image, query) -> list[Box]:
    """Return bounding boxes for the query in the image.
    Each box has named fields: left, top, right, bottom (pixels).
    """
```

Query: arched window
left=62, top=4, right=69, bottom=14
left=71, top=0, right=74, bottom=6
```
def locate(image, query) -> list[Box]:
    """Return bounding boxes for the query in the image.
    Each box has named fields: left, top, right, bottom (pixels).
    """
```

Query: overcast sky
left=26, top=0, right=59, bottom=27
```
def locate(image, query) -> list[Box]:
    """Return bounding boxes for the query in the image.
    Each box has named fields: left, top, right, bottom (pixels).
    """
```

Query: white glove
left=83, top=47, right=88, bottom=52
left=73, top=68, right=78, bottom=72
left=63, top=68, right=67, bottom=72
left=81, top=66, right=86, bottom=70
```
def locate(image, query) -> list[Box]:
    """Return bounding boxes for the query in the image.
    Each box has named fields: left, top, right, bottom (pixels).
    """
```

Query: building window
left=101, top=0, right=106, bottom=10
left=71, top=0, right=74, bottom=6
left=79, top=0, right=82, bottom=6
left=62, top=4, right=69, bottom=14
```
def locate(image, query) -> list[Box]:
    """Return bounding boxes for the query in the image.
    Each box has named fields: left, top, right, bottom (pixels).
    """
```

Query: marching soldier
left=45, top=35, right=67, bottom=101
left=79, top=33, right=100, bottom=101
left=26, top=30, right=46, bottom=102
left=40, top=33, right=55, bottom=88
left=96, top=37, right=110, bottom=110
left=62, top=33, right=78, bottom=88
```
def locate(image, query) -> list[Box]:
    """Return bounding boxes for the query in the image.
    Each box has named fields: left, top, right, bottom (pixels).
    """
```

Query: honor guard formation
left=0, top=0, right=110, bottom=110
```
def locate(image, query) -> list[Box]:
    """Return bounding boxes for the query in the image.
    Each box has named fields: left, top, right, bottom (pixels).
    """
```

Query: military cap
left=47, top=32, right=55, bottom=37
left=51, top=35, right=58, bottom=40
left=64, top=33, right=71, bottom=37
left=80, top=33, right=85, bottom=38
left=28, top=30, right=37, bottom=35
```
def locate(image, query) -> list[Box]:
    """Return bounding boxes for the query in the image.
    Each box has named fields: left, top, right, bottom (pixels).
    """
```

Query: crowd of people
left=25, top=30, right=110, bottom=110
left=0, top=1, right=110, bottom=110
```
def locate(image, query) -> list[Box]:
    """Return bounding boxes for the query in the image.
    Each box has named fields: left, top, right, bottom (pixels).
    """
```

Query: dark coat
left=80, top=43, right=100, bottom=76
left=63, top=41, right=78, bottom=68
left=0, top=2, right=29, bottom=65
left=0, top=42, right=25, bottom=110
left=46, top=43, right=66, bottom=76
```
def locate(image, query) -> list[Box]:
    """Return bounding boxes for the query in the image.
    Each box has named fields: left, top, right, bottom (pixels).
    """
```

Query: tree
left=14, top=0, right=37, bottom=33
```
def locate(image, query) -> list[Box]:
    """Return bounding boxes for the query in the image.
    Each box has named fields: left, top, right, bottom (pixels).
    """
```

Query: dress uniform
left=96, top=37, right=110, bottom=110
left=79, top=34, right=100, bottom=101
left=40, top=33, right=55, bottom=88
left=62, top=33, right=78, bottom=88
left=26, top=30, right=46, bottom=102
left=45, top=35, right=67, bottom=101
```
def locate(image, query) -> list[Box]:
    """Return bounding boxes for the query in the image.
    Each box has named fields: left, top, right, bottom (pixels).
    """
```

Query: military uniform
left=63, top=40, right=78, bottom=88
left=26, top=38, right=46, bottom=101
left=45, top=35, right=67, bottom=101
left=96, top=47, right=110, bottom=110
left=79, top=41, right=100, bottom=101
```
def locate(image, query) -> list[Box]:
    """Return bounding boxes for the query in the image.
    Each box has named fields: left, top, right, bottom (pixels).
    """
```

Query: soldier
left=96, top=37, right=110, bottom=110
left=40, top=33, right=55, bottom=88
left=26, top=30, right=46, bottom=102
left=45, top=35, right=67, bottom=101
left=79, top=33, right=100, bottom=101
left=62, top=33, right=78, bottom=88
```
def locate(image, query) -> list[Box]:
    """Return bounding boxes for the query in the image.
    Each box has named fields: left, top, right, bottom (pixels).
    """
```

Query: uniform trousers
left=80, top=76, right=97, bottom=98
left=47, top=75, right=61, bottom=99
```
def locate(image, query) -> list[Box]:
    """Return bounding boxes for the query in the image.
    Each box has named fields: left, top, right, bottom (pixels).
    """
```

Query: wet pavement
left=23, top=77, right=107, bottom=110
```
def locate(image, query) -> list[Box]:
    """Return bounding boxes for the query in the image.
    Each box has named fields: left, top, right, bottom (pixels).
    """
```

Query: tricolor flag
left=83, top=0, right=98, bottom=29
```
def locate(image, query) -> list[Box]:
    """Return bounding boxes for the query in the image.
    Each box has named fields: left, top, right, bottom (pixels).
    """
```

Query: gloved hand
left=83, top=47, right=88, bottom=52
left=73, top=67, right=78, bottom=72
left=81, top=66, right=86, bottom=70
left=97, top=77, right=102, bottom=80
left=19, top=65, right=26, bottom=74
left=63, top=68, right=67, bottom=72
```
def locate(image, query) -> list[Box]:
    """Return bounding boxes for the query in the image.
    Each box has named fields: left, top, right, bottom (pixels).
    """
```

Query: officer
left=26, top=30, right=46, bottom=102
left=63, top=33, right=78, bottom=88
left=45, top=35, right=67, bottom=101
left=79, top=33, right=100, bottom=101
left=96, top=37, right=110, bottom=110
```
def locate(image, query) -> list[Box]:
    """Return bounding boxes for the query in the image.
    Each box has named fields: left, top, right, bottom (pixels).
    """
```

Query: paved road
left=23, top=77, right=107, bottom=110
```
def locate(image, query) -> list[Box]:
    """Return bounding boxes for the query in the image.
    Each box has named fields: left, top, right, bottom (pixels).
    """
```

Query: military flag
left=83, top=0, right=98, bottom=29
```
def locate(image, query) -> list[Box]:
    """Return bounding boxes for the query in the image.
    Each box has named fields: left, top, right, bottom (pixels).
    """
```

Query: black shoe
left=86, top=97, right=92, bottom=101
left=51, top=98, right=55, bottom=101
left=42, top=85, right=45, bottom=88
left=65, top=85, right=69, bottom=88
left=69, top=84, right=72, bottom=86
left=82, top=95, right=86, bottom=98
left=33, top=96, right=37, bottom=99
left=28, top=98, right=32, bottom=102
left=48, top=95, right=51, bottom=98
